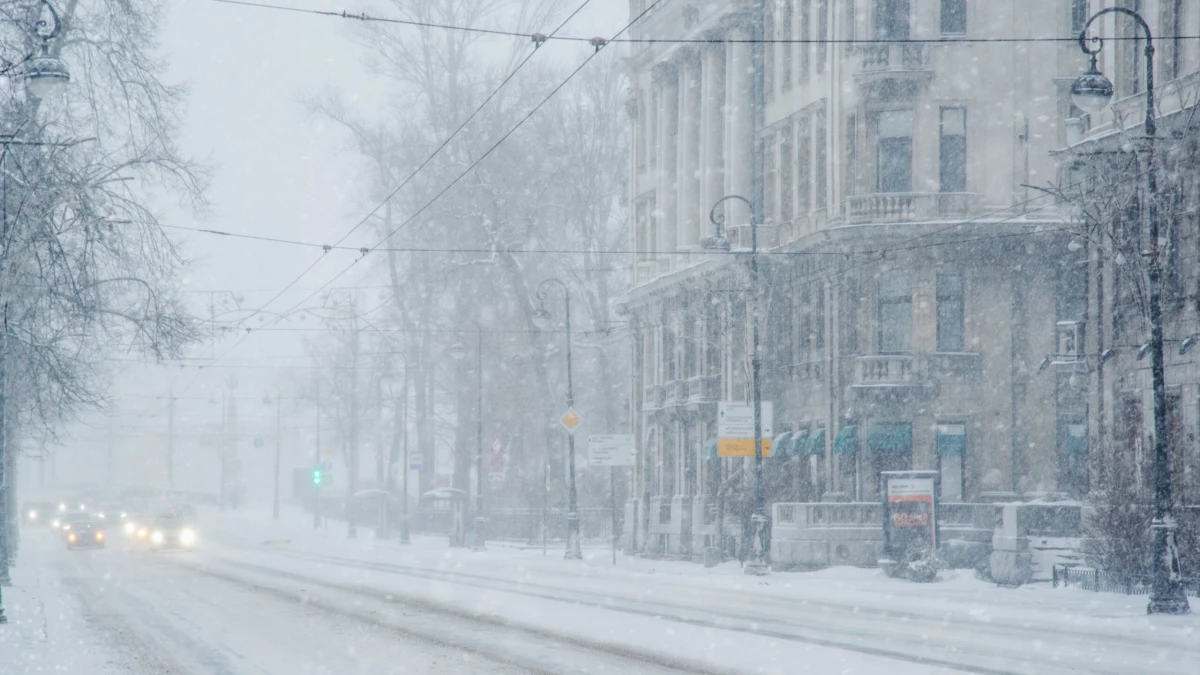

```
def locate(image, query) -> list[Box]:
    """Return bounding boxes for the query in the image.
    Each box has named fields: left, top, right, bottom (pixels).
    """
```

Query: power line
left=208, top=0, right=1200, bottom=46
left=181, top=0, right=664, bottom=394
left=232, top=0, right=595, bottom=332
left=157, top=222, right=840, bottom=257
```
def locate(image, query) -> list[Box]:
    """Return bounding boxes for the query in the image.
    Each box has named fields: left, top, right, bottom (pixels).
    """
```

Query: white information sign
left=587, top=434, right=636, bottom=467
left=717, top=401, right=773, bottom=457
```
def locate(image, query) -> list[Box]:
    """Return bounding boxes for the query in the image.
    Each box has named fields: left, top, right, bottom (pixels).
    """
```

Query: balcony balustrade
left=843, top=192, right=979, bottom=225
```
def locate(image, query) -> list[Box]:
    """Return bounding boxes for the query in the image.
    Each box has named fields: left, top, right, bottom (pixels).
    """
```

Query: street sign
left=560, top=408, right=582, bottom=435
left=717, top=401, right=773, bottom=457
left=319, top=460, right=332, bottom=472
left=587, top=434, right=635, bottom=467
left=409, top=451, right=423, bottom=471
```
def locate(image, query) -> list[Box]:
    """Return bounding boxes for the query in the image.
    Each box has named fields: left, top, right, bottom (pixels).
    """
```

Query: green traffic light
left=312, top=468, right=322, bottom=485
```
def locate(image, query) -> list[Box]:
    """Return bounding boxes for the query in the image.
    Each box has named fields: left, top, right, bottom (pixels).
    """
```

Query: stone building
left=620, top=0, right=1200, bottom=566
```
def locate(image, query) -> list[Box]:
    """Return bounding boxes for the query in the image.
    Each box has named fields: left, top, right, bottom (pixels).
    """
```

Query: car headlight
left=151, top=531, right=164, bottom=544
left=120, top=512, right=128, bottom=519
left=58, top=503, right=66, bottom=512
left=124, top=522, right=136, bottom=535
left=51, top=519, right=60, bottom=528
left=28, top=510, right=37, bottom=520
left=68, top=533, right=77, bottom=542
left=179, top=529, right=197, bottom=546
left=96, top=532, right=104, bottom=541
left=137, top=527, right=147, bottom=538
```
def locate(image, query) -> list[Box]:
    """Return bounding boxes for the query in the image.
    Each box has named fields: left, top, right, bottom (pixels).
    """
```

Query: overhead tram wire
left=223, top=0, right=595, bottom=333
left=208, top=0, right=1200, bottom=46
left=174, top=0, right=601, bottom=395
left=179, top=0, right=667, bottom=395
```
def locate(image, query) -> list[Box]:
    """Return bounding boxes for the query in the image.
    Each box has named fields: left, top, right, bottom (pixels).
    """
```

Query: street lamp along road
left=705, top=194, right=769, bottom=576
left=533, top=278, right=583, bottom=560
left=1071, top=8, right=1190, bottom=615
left=449, top=320, right=486, bottom=552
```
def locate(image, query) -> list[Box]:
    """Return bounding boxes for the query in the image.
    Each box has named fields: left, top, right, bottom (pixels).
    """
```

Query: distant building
left=619, top=0, right=1200, bottom=565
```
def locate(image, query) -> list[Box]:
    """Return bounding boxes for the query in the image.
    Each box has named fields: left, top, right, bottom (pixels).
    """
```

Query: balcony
left=641, top=384, right=669, bottom=412
left=843, top=193, right=980, bottom=225
left=686, top=375, right=720, bottom=404
left=852, top=352, right=982, bottom=402
left=854, top=43, right=933, bottom=99
left=855, top=354, right=916, bottom=386
left=663, top=379, right=689, bottom=407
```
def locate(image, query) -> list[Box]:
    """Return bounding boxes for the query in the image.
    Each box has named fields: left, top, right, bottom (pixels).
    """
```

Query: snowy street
left=2, top=506, right=1197, bottom=675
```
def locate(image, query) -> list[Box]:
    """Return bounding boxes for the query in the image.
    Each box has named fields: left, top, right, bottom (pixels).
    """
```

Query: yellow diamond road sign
left=560, top=408, right=582, bottom=434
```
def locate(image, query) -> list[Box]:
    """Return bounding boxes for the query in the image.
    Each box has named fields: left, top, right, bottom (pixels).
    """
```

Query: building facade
left=620, top=0, right=1200, bottom=565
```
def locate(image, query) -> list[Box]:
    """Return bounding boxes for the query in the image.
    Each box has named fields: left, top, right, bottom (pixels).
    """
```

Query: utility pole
left=314, top=378, right=322, bottom=529
left=167, top=391, right=175, bottom=490
left=272, top=391, right=281, bottom=521
left=347, top=312, right=360, bottom=539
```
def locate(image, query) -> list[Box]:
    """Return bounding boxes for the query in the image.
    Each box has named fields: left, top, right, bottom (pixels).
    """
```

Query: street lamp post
left=0, top=0, right=70, bottom=625
left=705, top=194, right=769, bottom=576
left=1071, top=8, right=1190, bottom=615
left=450, top=324, right=486, bottom=551
left=533, top=279, right=582, bottom=560
left=263, top=389, right=283, bottom=521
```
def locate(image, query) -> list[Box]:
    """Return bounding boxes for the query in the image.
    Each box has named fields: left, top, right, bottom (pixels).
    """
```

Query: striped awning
left=805, top=429, right=826, bottom=455
left=833, top=426, right=858, bottom=455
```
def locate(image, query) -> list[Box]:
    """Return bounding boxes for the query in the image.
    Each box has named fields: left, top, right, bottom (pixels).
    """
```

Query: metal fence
left=414, top=507, right=617, bottom=546
left=1052, top=565, right=1200, bottom=597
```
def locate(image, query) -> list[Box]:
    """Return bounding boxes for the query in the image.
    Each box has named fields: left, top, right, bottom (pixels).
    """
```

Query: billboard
left=880, top=470, right=939, bottom=560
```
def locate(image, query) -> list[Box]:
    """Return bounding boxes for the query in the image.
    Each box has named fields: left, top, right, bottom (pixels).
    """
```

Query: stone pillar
left=654, top=65, right=680, bottom=258
left=677, top=52, right=702, bottom=250
left=700, top=42, right=725, bottom=243
left=724, top=28, right=753, bottom=227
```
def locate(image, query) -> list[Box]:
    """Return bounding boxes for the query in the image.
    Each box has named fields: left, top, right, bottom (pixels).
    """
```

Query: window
left=797, top=118, right=811, bottom=213
left=664, top=326, right=676, bottom=381
left=815, top=108, right=827, bottom=208
left=845, top=114, right=857, bottom=197
left=876, top=109, right=912, bottom=193
left=764, top=7, right=775, bottom=100
left=800, top=0, right=811, bottom=79
left=780, top=127, right=794, bottom=221
left=781, top=0, right=793, bottom=88
left=765, top=134, right=777, bottom=222
left=816, top=0, right=828, bottom=73
left=874, top=0, right=910, bottom=40
left=939, top=108, right=966, bottom=193
left=877, top=270, right=912, bottom=353
left=937, top=274, right=965, bottom=352
left=937, top=423, right=966, bottom=501
left=813, top=283, right=825, bottom=349
left=940, top=0, right=965, bottom=35
left=1071, top=0, right=1088, bottom=35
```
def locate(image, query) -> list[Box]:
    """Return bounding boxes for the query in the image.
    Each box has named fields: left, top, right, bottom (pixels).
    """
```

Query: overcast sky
left=43, top=0, right=624, bottom=494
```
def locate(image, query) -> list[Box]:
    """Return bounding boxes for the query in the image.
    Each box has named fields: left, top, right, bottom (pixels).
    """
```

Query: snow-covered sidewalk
left=192, top=503, right=1200, bottom=675
left=0, top=536, right=133, bottom=674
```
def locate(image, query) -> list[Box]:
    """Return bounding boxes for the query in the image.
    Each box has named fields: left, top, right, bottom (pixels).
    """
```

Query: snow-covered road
left=4, top=506, right=1198, bottom=675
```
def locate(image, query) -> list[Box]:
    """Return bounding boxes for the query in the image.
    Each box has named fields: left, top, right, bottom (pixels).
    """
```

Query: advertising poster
left=881, top=470, right=939, bottom=559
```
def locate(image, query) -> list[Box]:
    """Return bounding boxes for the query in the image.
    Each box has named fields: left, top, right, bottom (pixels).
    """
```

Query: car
left=123, top=513, right=154, bottom=544
left=149, top=515, right=197, bottom=551
left=21, top=501, right=55, bottom=527
left=65, top=518, right=105, bottom=549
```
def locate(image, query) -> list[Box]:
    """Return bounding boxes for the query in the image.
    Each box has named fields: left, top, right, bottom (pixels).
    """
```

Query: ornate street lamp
left=705, top=194, right=769, bottom=575
left=1072, top=8, right=1189, bottom=615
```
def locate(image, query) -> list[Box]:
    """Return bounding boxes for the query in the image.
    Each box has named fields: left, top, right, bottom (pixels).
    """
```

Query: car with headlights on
left=149, top=516, right=197, bottom=551
left=123, top=513, right=154, bottom=544
left=21, top=501, right=54, bottom=527
left=65, top=518, right=106, bottom=549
